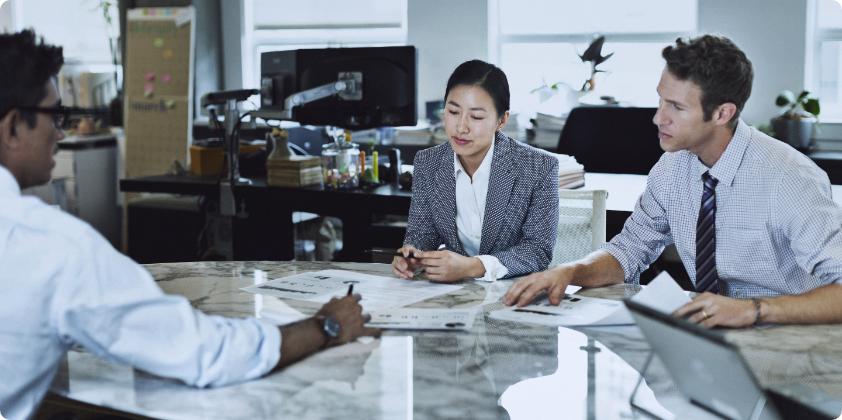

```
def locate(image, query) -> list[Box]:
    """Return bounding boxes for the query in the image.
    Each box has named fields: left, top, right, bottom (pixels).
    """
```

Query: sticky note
left=144, top=90, right=153, bottom=98
left=142, top=8, right=149, bottom=16
left=145, top=72, right=155, bottom=81
left=163, top=50, right=172, bottom=59
left=149, top=8, right=157, bottom=16
left=164, top=8, right=172, bottom=16
left=153, top=38, right=164, bottom=48
left=165, top=99, right=175, bottom=109
left=162, top=74, right=171, bottom=83
left=144, top=83, right=154, bottom=92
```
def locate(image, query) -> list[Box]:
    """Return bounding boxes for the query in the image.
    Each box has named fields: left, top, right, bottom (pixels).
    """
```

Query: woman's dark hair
left=662, top=35, right=753, bottom=128
left=445, top=60, right=510, bottom=118
left=0, top=30, right=64, bottom=128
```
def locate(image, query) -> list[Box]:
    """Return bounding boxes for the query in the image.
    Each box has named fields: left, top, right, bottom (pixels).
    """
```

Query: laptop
left=625, top=299, right=842, bottom=420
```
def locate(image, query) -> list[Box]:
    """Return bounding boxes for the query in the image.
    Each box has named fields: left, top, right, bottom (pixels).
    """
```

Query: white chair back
left=550, top=189, right=607, bottom=267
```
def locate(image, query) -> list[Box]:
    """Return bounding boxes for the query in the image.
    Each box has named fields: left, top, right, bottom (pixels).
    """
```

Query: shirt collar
left=454, top=135, right=496, bottom=178
left=0, top=165, right=20, bottom=197
left=693, top=119, right=751, bottom=187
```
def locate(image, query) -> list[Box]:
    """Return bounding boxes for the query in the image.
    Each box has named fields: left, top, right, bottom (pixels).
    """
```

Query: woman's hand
left=416, top=250, right=485, bottom=282
left=392, top=245, right=424, bottom=279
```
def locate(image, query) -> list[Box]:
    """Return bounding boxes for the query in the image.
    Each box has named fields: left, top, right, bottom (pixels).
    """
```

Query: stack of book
left=554, top=153, right=585, bottom=189
left=266, top=156, right=323, bottom=187
left=529, top=113, right=566, bottom=149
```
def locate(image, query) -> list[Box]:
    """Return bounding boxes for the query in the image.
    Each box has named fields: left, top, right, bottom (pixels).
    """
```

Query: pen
left=365, top=249, right=417, bottom=259
left=347, top=284, right=354, bottom=296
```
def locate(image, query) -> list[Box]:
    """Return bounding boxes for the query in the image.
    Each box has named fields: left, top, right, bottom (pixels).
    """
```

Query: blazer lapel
left=480, top=133, right=516, bottom=255
left=433, top=145, right=463, bottom=254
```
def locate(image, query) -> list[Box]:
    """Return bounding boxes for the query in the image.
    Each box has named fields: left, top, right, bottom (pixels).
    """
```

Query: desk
left=120, top=175, right=412, bottom=262
left=45, top=261, right=842, bottom=419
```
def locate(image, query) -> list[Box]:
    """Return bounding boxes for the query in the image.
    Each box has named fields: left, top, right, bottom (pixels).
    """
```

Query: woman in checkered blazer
left=392, top=60, right=559, bottom=282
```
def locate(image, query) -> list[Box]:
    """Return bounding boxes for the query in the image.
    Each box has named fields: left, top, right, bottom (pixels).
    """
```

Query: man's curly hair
left=662, top=35, right=753, bottom=128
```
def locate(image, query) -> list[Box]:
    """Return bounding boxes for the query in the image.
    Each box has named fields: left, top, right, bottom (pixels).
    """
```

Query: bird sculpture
left=579, top=36, right=613, bottom=91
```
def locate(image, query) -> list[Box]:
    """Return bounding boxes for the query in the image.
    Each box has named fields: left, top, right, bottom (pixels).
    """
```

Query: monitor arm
left=255, top=72, right=362, bottom=121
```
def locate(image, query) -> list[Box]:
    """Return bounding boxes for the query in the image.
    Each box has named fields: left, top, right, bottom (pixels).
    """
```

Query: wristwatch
left=316, top=315, right=340, bottom=347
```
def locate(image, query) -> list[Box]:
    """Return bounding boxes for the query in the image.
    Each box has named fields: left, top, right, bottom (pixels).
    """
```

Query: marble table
left=47, top=261, right=842, bottom=419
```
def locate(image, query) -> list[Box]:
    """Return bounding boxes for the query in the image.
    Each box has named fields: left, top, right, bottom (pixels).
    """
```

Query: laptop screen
left=624, top=299, right=779, bottom=420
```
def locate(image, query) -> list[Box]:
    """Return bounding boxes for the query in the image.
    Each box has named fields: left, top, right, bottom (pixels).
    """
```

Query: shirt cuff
left=474, top=255, right=509, bottom=282
left=255, top=318, right=282, bottom=374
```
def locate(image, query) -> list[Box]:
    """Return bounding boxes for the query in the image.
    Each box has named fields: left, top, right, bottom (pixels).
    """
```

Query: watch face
left=322, top=316, right=340, bottom=339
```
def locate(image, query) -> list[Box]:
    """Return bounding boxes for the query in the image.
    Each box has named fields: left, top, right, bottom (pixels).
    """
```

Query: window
left=490, top=0, right=697, bottom=120
left=243, top=0, right=407, bottom=109
left=812, top=0, right=842, bottom=121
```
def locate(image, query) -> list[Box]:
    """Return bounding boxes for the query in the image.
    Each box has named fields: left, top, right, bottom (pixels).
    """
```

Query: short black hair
left=662, top=35, right=753, bottom=127
left=0, top=30, right=64, bottom=128
left=445, top=60, right=510, bottom=118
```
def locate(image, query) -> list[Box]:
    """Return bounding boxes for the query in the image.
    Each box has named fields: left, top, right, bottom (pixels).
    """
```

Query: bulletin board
left=123, top=7, right=195, bottom=179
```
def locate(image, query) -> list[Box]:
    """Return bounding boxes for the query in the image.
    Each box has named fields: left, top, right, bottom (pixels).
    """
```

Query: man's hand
left=316, top=294, right=381, bottom=346
left=673, top=292, right=757, bottom=328
left=504, top=265, right=574, bottom=307
left=415, top=250, right=485, bottom=282
left=276, top=294, right=380, bottom=369
left=392, top=245, right=424, bottom=279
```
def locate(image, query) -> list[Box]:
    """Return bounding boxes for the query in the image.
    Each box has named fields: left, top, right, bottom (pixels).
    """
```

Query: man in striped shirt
left=504, top=35, right=842, bottom=328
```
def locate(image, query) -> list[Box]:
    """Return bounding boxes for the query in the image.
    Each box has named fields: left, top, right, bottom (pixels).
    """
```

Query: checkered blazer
left=404, top=132, right=559, bottom=278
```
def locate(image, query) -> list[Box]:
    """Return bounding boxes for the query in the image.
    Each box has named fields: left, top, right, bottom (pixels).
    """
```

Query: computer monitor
left=260, top=46, right=417, bottom=130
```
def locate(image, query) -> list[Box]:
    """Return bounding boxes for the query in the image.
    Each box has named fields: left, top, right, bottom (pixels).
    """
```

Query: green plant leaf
left=804, top=98, right=821, bottom=117
left=797, top=90, right=810, bottom=102
left=776, top=90, right=795, bottom=107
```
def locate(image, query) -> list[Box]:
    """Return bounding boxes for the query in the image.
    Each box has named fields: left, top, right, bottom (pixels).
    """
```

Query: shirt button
left=716, top=269, right=721, bottom=274
left=736, top=291, right=741, bottom=296
left=475, top=235, right=480, bottom=239
left=473, top=209, right=478, bottom=214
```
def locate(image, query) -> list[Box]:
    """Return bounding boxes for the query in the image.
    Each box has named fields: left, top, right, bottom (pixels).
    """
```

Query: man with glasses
left=0, top=30, right=380, bottom=420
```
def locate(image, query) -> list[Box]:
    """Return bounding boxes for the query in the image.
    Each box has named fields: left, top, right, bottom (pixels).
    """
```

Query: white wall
left=407, top=0, right=488, bottom=121
left=697, top=0, right=808, bottom=126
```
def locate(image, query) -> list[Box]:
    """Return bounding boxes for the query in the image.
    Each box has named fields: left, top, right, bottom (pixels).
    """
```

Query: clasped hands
left=391, top=245, right=485, bottom=282
left=503, top=268, right=759, bottom=328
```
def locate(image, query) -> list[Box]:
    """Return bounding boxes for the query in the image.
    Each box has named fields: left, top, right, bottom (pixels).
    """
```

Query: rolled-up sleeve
left=599, top=172, right=673, bottom=284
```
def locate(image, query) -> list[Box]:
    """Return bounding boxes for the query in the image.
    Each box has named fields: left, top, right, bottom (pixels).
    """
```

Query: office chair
left=557, top=107, right=663, bottom=175
left=551, top=190, right=607, bottom=267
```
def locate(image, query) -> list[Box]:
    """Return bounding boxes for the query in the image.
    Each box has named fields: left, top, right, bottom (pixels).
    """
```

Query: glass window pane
left=499, top=0, right=697, bottom=35
left=820, top=41, right=842, bottom=120
left=818, top=0, right=842, bottom=29
left=502, top=42, right=666, bottom=117
left=253, top=0, right=404, bottom=30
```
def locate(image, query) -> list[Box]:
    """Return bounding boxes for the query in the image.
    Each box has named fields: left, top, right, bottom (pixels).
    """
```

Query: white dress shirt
left=0, top=166, right=281, bottom=420
left=454, top=140, right=509, bottom=281
left=601, top=120, right=842, bottom=298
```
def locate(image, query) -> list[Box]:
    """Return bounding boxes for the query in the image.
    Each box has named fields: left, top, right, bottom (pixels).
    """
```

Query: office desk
left=120, top=175, right=412, bottom=262
left=45, top=261, right=842, bottom=419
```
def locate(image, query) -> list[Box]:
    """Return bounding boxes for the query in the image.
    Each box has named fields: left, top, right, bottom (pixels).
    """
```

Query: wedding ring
left=702, top=309, right=709, bottom=320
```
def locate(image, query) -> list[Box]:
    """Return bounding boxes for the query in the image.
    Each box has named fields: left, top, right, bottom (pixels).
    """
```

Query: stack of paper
left=529, top=113, right=566, bottom=149
left=266, top=155, right=323, bottom=187
left=554, top=153, right=586, bottom=189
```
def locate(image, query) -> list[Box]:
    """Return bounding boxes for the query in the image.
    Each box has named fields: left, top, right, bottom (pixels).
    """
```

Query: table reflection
left=46, top=262, right=842, bottom=420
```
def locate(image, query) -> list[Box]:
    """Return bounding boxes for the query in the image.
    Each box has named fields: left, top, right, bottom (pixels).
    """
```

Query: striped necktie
left=695, top=172, right=719, bottom=294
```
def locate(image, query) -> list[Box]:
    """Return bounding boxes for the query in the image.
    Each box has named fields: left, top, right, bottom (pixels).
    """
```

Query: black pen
left=365, top=249, right=417, bottom=259
left=347, top=284, right=354, bottom=296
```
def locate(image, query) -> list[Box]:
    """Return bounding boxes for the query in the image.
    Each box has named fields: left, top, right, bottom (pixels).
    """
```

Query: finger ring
left=702, top=309, right=709, bottom=320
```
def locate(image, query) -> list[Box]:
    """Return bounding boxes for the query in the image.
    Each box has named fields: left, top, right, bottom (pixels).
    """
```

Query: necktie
left=695, top=172, right=719, bottom=294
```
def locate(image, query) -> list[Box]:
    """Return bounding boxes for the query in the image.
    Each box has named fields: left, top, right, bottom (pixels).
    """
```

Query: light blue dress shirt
left=600, top=120, right=842, bottom=298
left=0, top=166, right=281, bottom=420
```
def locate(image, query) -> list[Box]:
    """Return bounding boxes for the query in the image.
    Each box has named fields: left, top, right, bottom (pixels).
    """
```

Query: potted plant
left=772, top=90, right=820, bottom=151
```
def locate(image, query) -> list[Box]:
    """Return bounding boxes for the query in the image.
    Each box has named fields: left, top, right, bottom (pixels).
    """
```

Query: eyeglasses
left=17, top=106, right=71, bottom=129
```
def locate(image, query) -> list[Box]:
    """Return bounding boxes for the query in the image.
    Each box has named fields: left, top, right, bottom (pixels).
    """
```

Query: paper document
left=629, top=271, right=692, bottom=314
left=489, top=272, right=690, bottom=327
left=241, top=270, right=462, bottom=312
left=489, top=294, right=634, bottom=327
left=365, top=308, right=478, bottom=332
